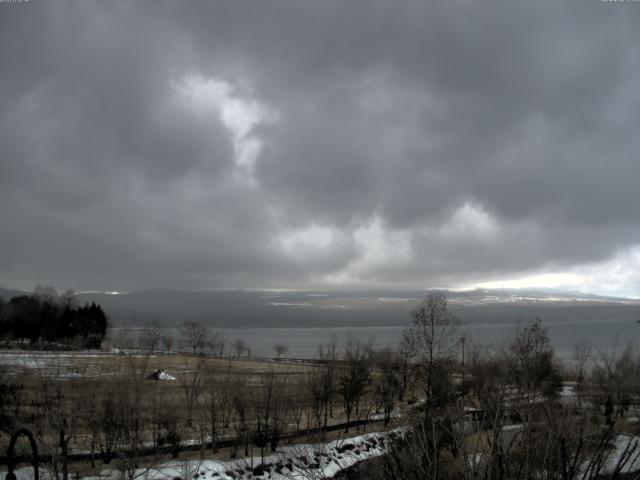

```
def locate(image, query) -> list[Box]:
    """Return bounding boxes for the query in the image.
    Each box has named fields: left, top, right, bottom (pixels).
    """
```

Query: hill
left=71, top=288, right=640, bottom=328
left=3, top=286, right=638, bottom=328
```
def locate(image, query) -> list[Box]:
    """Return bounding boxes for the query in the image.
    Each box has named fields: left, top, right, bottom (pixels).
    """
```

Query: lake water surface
left=113, top=317, right=640, bottom=360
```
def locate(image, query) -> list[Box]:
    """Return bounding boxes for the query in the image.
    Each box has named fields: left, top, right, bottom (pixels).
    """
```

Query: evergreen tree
left=1, top=290, right=109, bottom=349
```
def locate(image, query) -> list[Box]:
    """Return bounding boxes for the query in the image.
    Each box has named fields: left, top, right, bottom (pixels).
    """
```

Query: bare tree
left=199, top=362, right=222, bottom=452
left=305, top=340, right=338, bottom=432
left=369, top=332, right=640, bottom=480
left=272, top=343, right=289, bottom=360
left=369, top=396, right=637, bottom=480
left=508, top=319, right=561, bottom=400
left=231, top=378, right=251, bottom=457
left=306, top=365, right=327, bottom=431
left=338, top=340, right=372, bottom=432
left=149, top=380, right=180, bottom=457
left=28, top=359, right=91, bottom=480
left=404, top=292, right=459, bottom=421
left=0, top=369, right=23, bottom=435
left=211, top=331, right=227, bottom=357
left=374, top=348, right=402, bottom=426
left=179, top=358, right=206, bottom=426
left=138, top=321, right=163, bottom=353
left=90, top=349, right=158, bottom=476
left=287, top=377, right=307, bottom=434
left=573, top=339, right=592, bottom=385
left=251, top=368, right=289, bottom=460
left=180, top=320, right=209, bottom=355
left=592, top=342, right=639, bottom=421
left=396, top=331, right=416, bottom=402
left=232, top=338, right=249, bottom=358
left=161, top=334, right=174, bottom=353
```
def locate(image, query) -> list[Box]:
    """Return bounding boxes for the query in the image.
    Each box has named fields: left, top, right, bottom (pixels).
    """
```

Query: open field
left=0, top=346, right=416, bottom=480
left=0, top=349, right=316, bottom=379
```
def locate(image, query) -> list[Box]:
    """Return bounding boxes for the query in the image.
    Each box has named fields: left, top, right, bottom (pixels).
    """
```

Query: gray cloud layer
left=2, top=1, right=640, bottom=294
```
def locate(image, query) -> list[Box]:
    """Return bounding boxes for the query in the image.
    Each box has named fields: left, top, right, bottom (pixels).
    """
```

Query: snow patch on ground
left=559, top=384, right=576, bottom=397
left=600, top=434, right=640, bottom=475
left=2, top=429, right=406, bottom=480
left=147, top=369, right=177, bottom=381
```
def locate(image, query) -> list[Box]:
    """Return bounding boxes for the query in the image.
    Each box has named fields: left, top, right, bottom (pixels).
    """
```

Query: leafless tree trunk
left=573, top=339, right=592, bottom=385
left=180, top=320, right=209, bottom=355
left=161, top=334, right=173, bottom=353
left=272, top=343, right=289, bottom=360
left=232, top=338, right=249, bottom=358
left=138, top=320, right=163, bottom=353
left=211, top=331, right=227, bottom=357
left=179, top=358, right=206, bottom=426
left=404, top=292, right=459, bottom=423
left=231, top=379, right=250, bottom=458
left=251, top=368, right=289, bottom=460
left=339, top=339, right=371, bottom=432
left=374, top=348, right=402, bottom=426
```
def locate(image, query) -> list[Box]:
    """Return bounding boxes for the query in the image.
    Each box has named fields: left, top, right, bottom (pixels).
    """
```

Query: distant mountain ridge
left=0, top=287, right=28, bottom=301
left=2, top=286, right=638, bottom=328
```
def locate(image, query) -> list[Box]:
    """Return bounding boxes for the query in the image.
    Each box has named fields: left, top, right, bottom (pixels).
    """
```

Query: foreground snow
left=599, top=434, right=640, bottom=475
left=2, top=428, right=405, bottom=480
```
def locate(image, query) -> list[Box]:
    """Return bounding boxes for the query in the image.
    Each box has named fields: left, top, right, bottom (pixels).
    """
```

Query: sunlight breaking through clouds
left=2, top=2, right=640, bottom=295
left=439, top=203, right=499, bottom=241
left=467, top=246, right=640, bottom=299
left=173, top=73, right=276, bottom=181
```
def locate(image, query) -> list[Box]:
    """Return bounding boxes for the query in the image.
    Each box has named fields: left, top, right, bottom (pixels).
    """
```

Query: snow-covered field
left=599, top=434, right=640, bottom=476
left=1, top=429, right=405, bottom=480
left=0, top=349, right=155, bottom=378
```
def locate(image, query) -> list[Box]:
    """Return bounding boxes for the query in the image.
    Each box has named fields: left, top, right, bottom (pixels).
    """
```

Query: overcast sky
left=1, top=1, right=640, bottom=296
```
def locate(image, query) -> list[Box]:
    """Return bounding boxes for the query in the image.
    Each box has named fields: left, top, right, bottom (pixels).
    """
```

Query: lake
left=112, top=317, right=640, bottom=361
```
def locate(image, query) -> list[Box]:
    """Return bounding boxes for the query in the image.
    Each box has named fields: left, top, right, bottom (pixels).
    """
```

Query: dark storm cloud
left=1, top=1, right=640, bottom=293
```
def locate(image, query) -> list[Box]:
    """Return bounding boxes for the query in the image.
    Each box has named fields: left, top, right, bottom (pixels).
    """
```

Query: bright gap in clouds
left=172, top=73, right=276, bottom=180
left=469, top=273, right=585, bottom=291
left=439, top=202, right=498, bottom=240
left=465, top=245, right=640, bottom=299
left=275, top=206, right=640, bottom=298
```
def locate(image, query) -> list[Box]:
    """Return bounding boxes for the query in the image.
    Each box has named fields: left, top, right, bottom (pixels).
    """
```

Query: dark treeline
left=0, top=285, right=108, bottom=349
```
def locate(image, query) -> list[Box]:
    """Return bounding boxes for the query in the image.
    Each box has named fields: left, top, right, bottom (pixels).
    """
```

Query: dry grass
left=0, top=349, right=316, bottom=379
left=0, top=349, right=401, bottom=465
